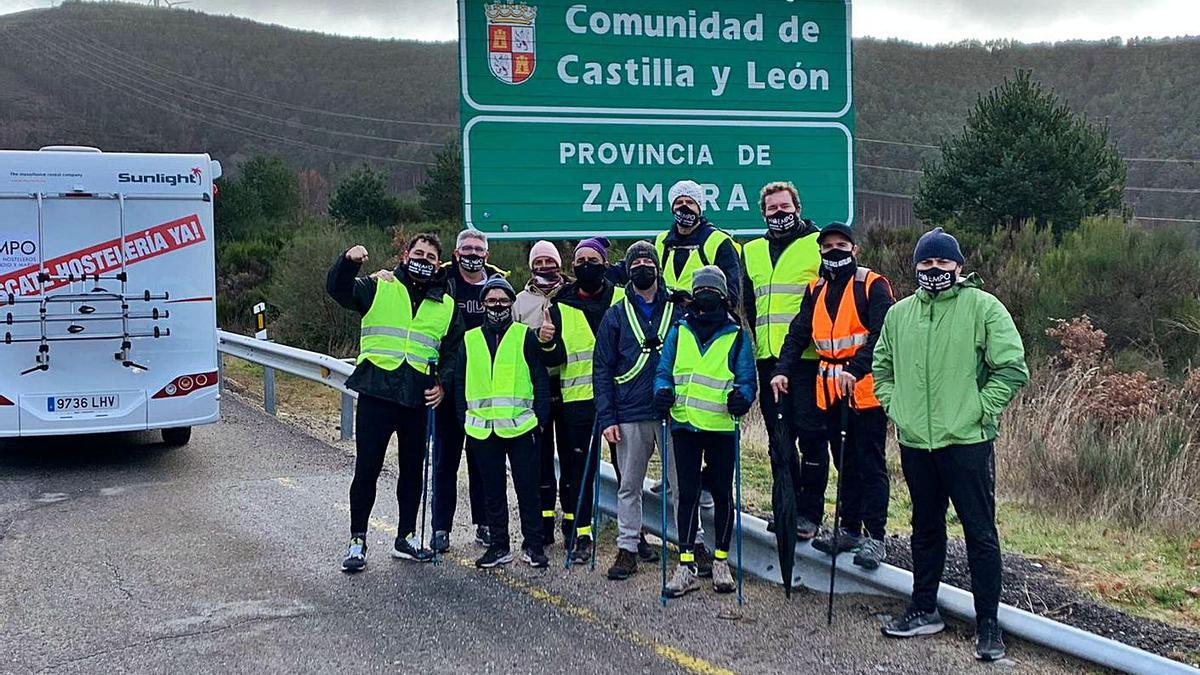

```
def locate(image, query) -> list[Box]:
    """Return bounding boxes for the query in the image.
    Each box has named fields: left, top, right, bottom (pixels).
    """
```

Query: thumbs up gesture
left=538, top=306, right=556, bottom=344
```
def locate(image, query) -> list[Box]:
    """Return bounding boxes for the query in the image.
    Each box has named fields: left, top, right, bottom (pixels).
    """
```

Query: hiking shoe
left=882, top=608, right=945, bottom=638
left=648, top=480, right=664, bottom=496
left=853, top=538, right=886, bottom=570
left=391, top=535, right=434, bottom=562
left=607, top=549, right=638, bottom=580
left=340, top=537, right=367, bottom=573
left=664, top=564, right=701, bottom=598
left=975, top=618, right=1007, bottom=661
left=431, top=530, right=450, bottom=554
left=712, top=560, right=735, bottom=594
left=796, top=517, right=819, bottom=541
left=569, top=536, right=593, bottom=565
left=811, top=528, right=862, bottom=556
left=637, top=533, right=660, bottom=563
left=474, top=525, right=491, bottom=547
left=521, top=546, right=549, bottom=569
left=694, top=543, right=713, bottom=578
left=699, top=489, right=714, bottom=509
left=475, top=545, right=513, bottom=569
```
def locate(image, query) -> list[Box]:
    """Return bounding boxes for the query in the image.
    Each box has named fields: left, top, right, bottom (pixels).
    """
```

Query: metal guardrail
left=215, top=329, right=1199, bottom=675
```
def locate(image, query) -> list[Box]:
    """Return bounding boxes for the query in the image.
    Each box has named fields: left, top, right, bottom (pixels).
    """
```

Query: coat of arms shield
left=485, top=2, right=536, bottom=85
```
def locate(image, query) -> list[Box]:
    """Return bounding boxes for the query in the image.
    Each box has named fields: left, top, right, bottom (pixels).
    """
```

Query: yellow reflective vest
left=558, top=287, right=625, bottom=403
left=357, top=280, right=453, bottom=375
left=742, top=235, right=821, bottom=360
left=464, top=323, right=538, bottom=440
left=654, top=229, right=733, bottom=293
left=670, top=326, right=738, bottom=432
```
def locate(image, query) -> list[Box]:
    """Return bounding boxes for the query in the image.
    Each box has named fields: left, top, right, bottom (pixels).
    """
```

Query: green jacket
left=873, top=274, right=1029, bottom=450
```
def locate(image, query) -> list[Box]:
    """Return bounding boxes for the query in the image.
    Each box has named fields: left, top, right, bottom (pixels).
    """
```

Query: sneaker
left=474, top=525, right=491, bottom=547
left=607, top=549, right=638, bottom=580
left=637, top=533, right=660, bottom=563
left=699, top=490, right=714, bottom=509
left=521, top=546, right=549, bottom=569
left=853, top=538, right=886, bottom=570
left=340, top=537, right=367, bottom=573
left=712, top=559, right=735, bottom=594
left=796, top=517, right=820, bottom=541
left=664, top=564, right=701, bottom=598
left=391, top=535, right=434, bottom=563
left=648, top=480, right=664, bottom=496
left=694, top=543, right=713, bottom=578
left=475, top=545, right=513, bottom=569
left=431, top=530, right=450, bottom=554
left=882, top=607, right=946, bottom=638
left=811, top=528, right=862, bottom=555
left=570, top=536, right=593, bottom=565
left=975, top=618, right=1007, bottom=661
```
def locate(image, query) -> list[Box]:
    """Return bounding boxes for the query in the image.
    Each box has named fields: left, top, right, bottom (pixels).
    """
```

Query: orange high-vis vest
left=809, top=267, right=884, bottom=411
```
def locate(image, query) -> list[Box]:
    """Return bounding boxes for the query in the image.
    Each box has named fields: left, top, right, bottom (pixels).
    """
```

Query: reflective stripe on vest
left=669, top=326, right=737, bottom=432
left=809, top=267, right=882, bottom=411
left=357, top=280, right=453, bottom=375
left=612, top=294, right=676, bottom=385
left=654, top=230, right=731, bottom=292
left=558, top=287, right=625, bottom=403
left=742, top=235, right=821, bottom=360
left=464, top=323, right=538, bottom=440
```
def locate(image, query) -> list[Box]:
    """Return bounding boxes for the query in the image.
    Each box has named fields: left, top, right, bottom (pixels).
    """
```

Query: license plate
left=47, top=394, right=120, bottom=414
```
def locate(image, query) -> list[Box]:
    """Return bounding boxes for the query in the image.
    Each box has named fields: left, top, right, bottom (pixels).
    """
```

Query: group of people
left=325, top=179, right=1028, bottom=662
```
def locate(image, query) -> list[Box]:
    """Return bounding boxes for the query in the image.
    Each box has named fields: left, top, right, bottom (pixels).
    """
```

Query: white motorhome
left=0, top=146, right=220, bottom=445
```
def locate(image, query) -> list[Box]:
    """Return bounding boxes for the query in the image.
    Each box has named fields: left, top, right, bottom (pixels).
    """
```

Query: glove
left=653, top=388, right=676, bottom=418
left=727, top=389, right=751, bottom=417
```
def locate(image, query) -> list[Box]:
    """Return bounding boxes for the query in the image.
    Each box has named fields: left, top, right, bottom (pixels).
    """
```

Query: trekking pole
left=734, top=417, right=744, bottom=607
left=660, top=417, right=670, bottom=607
left=827, top=399, right=850, bottom=625
left=421, top=358, right=439, bottom=564
left=590, top=427, right=602, bottom=572
left=566, top=417, right=599, bottom=569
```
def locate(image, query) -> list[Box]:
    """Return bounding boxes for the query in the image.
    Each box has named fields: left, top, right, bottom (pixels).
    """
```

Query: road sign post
left=459, top=0, right=854, bottom=240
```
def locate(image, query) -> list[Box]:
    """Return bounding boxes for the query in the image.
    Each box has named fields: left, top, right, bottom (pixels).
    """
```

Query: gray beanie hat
left=624, top=240, right=660, bottom=269
left=691, top=265, right=728, bottom=297
left=668, top=180, right=705, bottom=211
left=481, top=276, right=516, bottom=301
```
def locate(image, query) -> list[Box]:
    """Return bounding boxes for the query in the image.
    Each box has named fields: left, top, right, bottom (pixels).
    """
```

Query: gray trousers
left=613, top=420, right=703, bottom=553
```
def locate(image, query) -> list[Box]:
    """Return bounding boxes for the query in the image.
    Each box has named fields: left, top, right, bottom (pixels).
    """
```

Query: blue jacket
left=594, top=285, right=677, bottom=430
left=654, top=319, right=757, bottom=434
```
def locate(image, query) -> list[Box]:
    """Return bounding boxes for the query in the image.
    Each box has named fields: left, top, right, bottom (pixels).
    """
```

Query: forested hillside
left=0, top=1, right=1197, bottom=219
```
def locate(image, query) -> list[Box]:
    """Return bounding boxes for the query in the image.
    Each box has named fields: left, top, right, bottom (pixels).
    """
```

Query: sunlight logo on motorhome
left=118, top=171, right=201, bottom=187
left=486, top=1, right=537, bottom=85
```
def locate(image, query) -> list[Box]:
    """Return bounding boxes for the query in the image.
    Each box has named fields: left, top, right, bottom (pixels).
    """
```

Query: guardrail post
left=254, top=303, right=276, bottom=416
left=340, top=393, right=354, bottom=441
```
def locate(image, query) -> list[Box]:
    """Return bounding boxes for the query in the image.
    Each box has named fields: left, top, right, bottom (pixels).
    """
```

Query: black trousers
left=557, top=417, right=599, bottom=540
left=472, top=430, right=544, bottom=552
left=537, top=395, right=572, bottom=530
left=431, top=396, right=486, bottom=532
left=798, top=405, right=890, bottom=539
left=673, top=430, right=736, bottom=556
left=901, top=441, right=1001, bottom=621
left=349, top=395, right=426, bottom=538
left=759, top=358, right=830, bottom=526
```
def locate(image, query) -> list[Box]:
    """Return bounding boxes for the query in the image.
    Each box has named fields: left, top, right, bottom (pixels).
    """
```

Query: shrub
left=216, top=238, right=275, bottom=331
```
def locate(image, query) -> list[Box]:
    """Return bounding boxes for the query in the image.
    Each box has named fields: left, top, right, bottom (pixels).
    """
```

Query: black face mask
left=629, top=265, right=657, bottom=291
left=916, top=268, right=956, bottom=294
left=485, top=306, right=513, bottom=328
left=459, top=254, right=485, bottom=273
left=820, top=249, right=855, bottom=279
left=406, top=258, right=436, bottom=282
left=573, top=262, right=606, bottom=292
left=691, top=290, right=724, bottom=314
left=673, top=208, right=699, bottom=231
left=765, top=211, right=798, bottom=233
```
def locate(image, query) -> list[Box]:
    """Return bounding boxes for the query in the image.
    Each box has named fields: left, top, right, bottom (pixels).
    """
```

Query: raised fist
left=346, top=245, right=369, bottom=263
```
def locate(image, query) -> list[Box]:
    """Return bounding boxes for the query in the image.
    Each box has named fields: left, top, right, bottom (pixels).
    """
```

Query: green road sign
left=464, top=117, right=853, bottom=238
left=459, top=0, right=852, bottom=118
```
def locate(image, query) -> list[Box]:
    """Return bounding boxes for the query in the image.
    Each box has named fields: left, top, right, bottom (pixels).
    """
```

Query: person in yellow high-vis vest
left=537, top=238, right=623, bottom=565
left=652, top=266, right=757, bottom=598
left=740, top=181, right=826, bottom=541
left=654, top=180, right=742, bottom=307
left=326, top=233, right=464, bottom=574
left=451, top=277, right=552, bottom=570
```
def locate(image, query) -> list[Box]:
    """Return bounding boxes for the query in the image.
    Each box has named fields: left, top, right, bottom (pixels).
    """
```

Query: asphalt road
left=0, top=396, right=1098, bottom=674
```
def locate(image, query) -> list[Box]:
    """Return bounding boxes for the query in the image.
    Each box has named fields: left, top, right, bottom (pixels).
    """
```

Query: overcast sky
left=3, top=0, right=1198, bottom=44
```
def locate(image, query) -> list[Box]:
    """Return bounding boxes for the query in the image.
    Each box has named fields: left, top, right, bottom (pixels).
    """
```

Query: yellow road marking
left=329, top=503, right=731, bottom=674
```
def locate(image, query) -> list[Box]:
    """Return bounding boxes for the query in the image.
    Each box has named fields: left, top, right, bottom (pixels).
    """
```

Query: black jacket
left=772, top=267, right=895, bottom=381
left=741, top=219, right=820, bottom=332
left=661, top=218, right=742, bottom=305
left=326, top=251, right=464, bottom=407
left=539, top=279, right=621, bottom=427
left=451, top=322, right=552, bottom=432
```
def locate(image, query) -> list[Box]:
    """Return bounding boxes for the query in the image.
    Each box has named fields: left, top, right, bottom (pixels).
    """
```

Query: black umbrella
left=769, top=398, right=799, bottom=598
